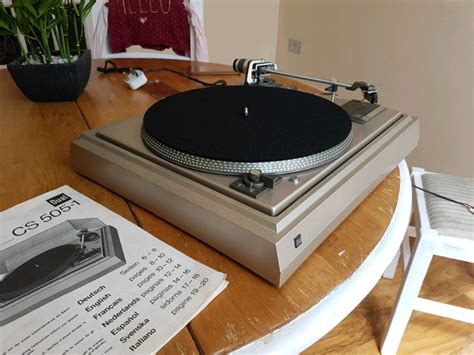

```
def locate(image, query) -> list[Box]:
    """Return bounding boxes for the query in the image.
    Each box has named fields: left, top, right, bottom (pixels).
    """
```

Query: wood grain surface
left=304, top=256, right=473, bottom=354
left=0, top=68, right=200, bottom=354
left=0, top=70, right=131, bottom=219
left=1, top=59, right=402, bottom=354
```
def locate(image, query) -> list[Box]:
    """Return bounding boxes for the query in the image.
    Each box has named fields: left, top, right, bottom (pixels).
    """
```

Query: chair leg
left=383, top=250, right=400, bottom=279
left=400, top=231, right=412, bottom=271
left=383, top=226, right=413, bottom=279
left=380, top=232, right=436, bottom=355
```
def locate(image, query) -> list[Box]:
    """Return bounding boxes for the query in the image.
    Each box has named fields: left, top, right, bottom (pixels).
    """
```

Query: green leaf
left=38, top=0, right=61, bottom=18
left=0, top=19, right=13, bottom=32
left=1, top=0, right=96, bottom=61
left=82, top=0, right=96, bottom=18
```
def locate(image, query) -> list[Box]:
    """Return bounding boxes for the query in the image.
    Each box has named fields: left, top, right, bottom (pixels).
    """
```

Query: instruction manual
left=0, top=186, right=228, bottom=354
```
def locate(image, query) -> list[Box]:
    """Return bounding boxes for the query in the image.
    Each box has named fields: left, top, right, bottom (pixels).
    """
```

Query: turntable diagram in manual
left=0, top=186, right=228, bottom=354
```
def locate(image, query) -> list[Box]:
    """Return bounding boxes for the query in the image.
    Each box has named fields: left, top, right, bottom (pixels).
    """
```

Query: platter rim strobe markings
left=142, top=85, right=353, bottom=175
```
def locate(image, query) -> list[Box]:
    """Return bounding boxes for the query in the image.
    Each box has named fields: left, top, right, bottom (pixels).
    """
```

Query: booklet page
left=0, top=186, right=227, bottom=354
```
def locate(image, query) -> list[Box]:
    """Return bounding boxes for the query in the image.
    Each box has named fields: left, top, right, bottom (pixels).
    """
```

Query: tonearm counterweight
left=232, top=58, right=378, bottom=104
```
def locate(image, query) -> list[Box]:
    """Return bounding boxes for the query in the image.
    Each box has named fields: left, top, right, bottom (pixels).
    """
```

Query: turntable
left=71, top=59, right=419, bottom=286
left=0, top=218, right=125, bottom=325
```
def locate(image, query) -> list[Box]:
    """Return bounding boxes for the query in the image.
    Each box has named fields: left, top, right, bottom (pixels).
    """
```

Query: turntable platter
left=142, top=86, right=352, bottom=174
left=0, top=245, right=81, bottom=300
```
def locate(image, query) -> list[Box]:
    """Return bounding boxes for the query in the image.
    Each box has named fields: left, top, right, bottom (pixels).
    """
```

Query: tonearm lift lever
left=233, top=58, right=378, bottom=104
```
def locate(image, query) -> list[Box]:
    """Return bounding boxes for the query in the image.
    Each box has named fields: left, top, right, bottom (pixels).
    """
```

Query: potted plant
left=0, top=0, right=96, bottom=102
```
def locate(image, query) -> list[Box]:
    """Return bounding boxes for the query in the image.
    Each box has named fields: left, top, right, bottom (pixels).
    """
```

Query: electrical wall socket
left=288, top=38, right=302, bottom=54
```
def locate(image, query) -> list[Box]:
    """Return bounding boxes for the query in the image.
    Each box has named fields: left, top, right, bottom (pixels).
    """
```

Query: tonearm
left=232, top=58, right=378, bottom=104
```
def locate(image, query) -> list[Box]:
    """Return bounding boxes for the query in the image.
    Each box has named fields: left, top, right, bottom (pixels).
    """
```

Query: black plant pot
left=7, top=50, right=91, bottom=102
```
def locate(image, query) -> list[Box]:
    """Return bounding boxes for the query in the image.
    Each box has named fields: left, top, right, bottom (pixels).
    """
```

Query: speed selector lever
left=231, top=169, right=282, bottom=198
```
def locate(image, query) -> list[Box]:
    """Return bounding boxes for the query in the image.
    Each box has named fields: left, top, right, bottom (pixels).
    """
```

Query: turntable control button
left=249, top=169, right=262, bottom=182
left=230, top=171, right=282, bottom=198
left=243, top=174, right=264, bottom=189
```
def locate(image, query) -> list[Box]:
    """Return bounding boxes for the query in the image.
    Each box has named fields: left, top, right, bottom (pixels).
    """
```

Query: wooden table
left=0, top=59, right=411, bottom=354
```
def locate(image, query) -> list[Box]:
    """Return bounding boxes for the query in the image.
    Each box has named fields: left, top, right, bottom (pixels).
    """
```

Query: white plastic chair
left=380, top=167, right=474, bottom=354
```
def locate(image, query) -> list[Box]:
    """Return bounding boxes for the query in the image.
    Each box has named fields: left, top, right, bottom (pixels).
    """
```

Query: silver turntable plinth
left=71, top=102, right=418, bottom=286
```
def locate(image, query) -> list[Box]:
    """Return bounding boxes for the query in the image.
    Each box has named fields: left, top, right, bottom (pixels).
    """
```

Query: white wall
left=203, top=0, right=280, bottom=65
left=276, top=0, right=473, bottom=177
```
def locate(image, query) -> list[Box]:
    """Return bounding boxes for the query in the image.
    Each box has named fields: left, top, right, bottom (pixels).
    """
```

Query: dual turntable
left=71, top=59, right=419, bottom=286
left=0, top=218, right=125, bottom=325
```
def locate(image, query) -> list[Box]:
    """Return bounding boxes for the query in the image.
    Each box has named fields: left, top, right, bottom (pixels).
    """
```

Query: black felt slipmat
left=143, top=85, right=352, bottom=162
left=0, top=245, right=82, bottom=300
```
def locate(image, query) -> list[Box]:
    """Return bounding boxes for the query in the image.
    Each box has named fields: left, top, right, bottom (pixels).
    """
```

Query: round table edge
left=231, top=160, right=412, bottom=354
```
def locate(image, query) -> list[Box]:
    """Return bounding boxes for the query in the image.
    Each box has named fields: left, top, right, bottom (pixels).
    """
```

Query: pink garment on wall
left=91, top=0, right=209, bottom=61
left=107, top=0, right=190, bottom=56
